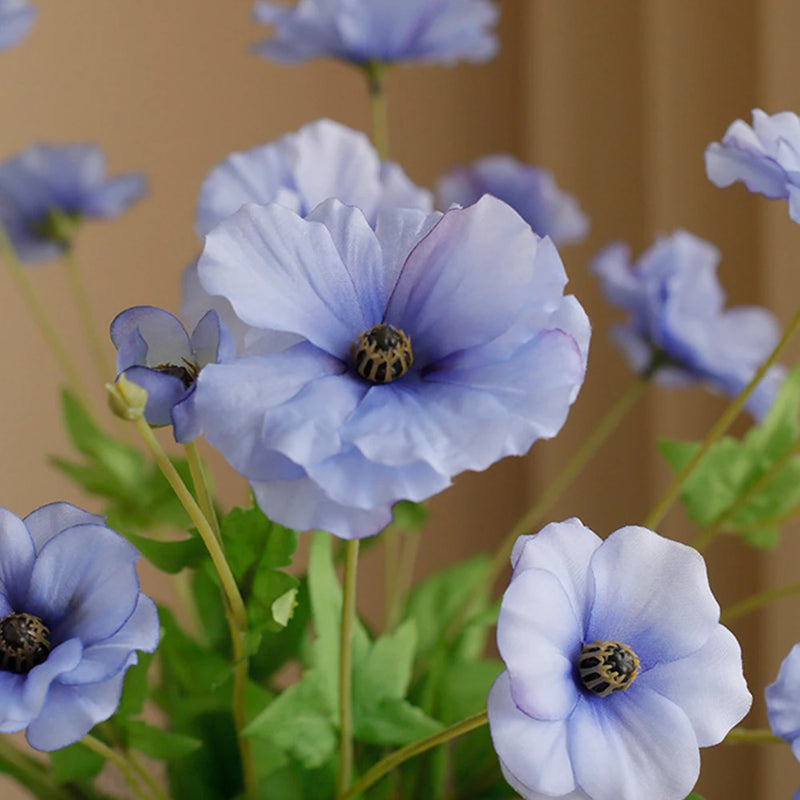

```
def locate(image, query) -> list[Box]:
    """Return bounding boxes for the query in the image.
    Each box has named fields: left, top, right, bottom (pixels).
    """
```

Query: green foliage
left=392, top=500, right=428, bottom=532
left=50, top=742, right=105, bottom=783
left=659, top=363, right=800, bottom=548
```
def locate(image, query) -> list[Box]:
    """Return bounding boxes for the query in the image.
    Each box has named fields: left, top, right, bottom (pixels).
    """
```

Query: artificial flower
left=706, top=109, right=800, bottom=223
left=252, top=0, right=498, bottom=67
left=0, top=0, right=34, bottom=50
left=436, top=154, right=589, bottom=245
left=591, top=230, right=784, bottom=420
left=195, top=195, right=590, bottom=539
left=488, top=518, right=751, bottom=800
left=195, top=118, right=431, bottom=237
left=0, top=143, right=146, bottom=263
left=111, top=305, right=235, bottom=442
left=0, top=502, right=158, bottom=751
left=766, top=642, right=800, bottom=762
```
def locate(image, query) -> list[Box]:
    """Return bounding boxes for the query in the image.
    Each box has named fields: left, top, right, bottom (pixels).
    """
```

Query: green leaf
left=354, top=697, right=442, bottom=746
left=437, top=659, right=503, bottom=724
left=124, top=719, right=202, bottom=760
left=392, top=500, right=428, bottom=532
left=354, top=620, right=417, bottom=707
left=684, top=794, right=706, bottom=800
left=50, top=741, right=105, bottom=782
left=117, top=650, right=155, bottom=717
left=125, top=531, right=205, bottom=574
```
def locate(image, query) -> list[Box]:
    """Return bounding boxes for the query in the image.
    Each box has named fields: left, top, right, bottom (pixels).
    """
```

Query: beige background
left=2, top=0, right=800, bottom=797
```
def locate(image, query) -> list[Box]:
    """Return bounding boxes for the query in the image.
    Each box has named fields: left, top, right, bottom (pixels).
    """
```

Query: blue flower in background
left=0, top=143, right=146, bottom=263
left=195, top=195, right=590, bottom=539
left=0, top=0, right=35, bottom=51
left=591, top=230, right=785, bottom=421
left=488, top=519, right=751, bottom=800
left=0, top=503, right=158, bottom=751
left=706, top=109, right=800, bottom=223
left=195, top=118, right=431, bottom=237
left=436, top=155, right=589, bottom=245
left=111, top=306, right=235, bottom=443
left=252, top=0, right=498, bottom=67
left=766, top=643, right=800, bottom=762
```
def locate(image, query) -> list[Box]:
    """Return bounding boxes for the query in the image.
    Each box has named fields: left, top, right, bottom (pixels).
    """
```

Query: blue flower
left=706, top=109, right=800, bottom=222
left=0, top=503, right=158, bottom=751
left=195, top=118, right=431, bottom=237
left=194, top=195, right=590, bottom=539
left=488, top=519, right=751, bottom=800
left=766, top=643, right=800, bottom=763
left=436, top=155, right=589, bottom=245
left=111, top=306, right=235, bottom=443
left=591, top=230, right=784, bottom=421
left=0, top=143, right=146, bottom=263
left=252, top=0, right=498, bottom=67
left=0, top=0, right=34, bottom=50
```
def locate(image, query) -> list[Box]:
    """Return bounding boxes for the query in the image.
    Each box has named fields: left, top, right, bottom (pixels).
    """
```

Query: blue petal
left=111, top=305, right=192, bottom=369
left=82, top=172, right=146, bottom=217
left=0, top=507, right=35, bottom=609
left=0, top=0, right=35, bottom=50
left=23, top=502, right=104, bottom=554
left=191, top=309, right=236, bottom=366
left=766, top=642, right=800, bottom=745
left=121, top=365, right=188, bottom=428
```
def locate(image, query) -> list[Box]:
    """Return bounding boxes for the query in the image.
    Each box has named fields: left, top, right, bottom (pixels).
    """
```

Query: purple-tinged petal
left=111, top=305, right=193, bottom=370
left=586, top=526, right=719, bottom=668
left=191, top=309, right=236, bottom=366
left=23, top=502, right=104, bottom=554
left=121, top=365, right=187, bottom=428
left=82, top=172, right=146, bottom=217
left=0, top=507, right=35, bottom=608
left=0, top=0, right=35, bottom=51
left=766, top=642, right=800, bottom=748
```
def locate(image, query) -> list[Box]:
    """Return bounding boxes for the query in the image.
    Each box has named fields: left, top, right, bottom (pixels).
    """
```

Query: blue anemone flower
left=436, top=155, right=589, bottom=245
left=0, top=503, right=158, bottom=751
left=194, top=195, right=590, bottom=539
left=591, top=230, right=784, bottom=421
left=488, top=519, right=751, bottom=800
left=195, top=118, right=431, bottom=237
left=706, top=109, right=800, bottom=223
left=0, top=0, right=34, bottom=50
left=766, top=642, right=800, bottom=764
left=252, top=0, right=498, bottom=67
left=0, top=143, right=146, bottom=263
left=111, top=305, right=235, bottom=442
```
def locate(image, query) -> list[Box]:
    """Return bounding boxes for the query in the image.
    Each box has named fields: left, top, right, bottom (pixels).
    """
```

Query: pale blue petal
left=23, top=502, right=104, bottom=554
left=0, top=507, right=35, bottom=608
left=766, top=642, right=800, bottom=746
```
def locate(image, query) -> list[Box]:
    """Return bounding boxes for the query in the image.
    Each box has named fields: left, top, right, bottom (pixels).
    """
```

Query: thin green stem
left=231, top=624, right=258, bottom=800
left=384, top=527, right=421, bottom=632
left=0, top=225, right=88, bottom=402
left=724, top=727, right=784, bottom=745
left=336, top=539, right=360, bottom=800
left=124, top=748, right=171, bottom=800
left=365, top=61, right=390, bottom=159
left=184, top=440, right=221, bottom=542
left=721, top=580, right=800, bottom=623
left=0, top=737, right=74, bottom=800
left=645, top=304, right=800, bottom=530
left=81, top=735, right=150, bottom=800
left=61, top=249, right=113, bottom=386
left=131, top=416, right=247, bottom=629
left=384, top=526, right=400, bottom=630
left=342, top=710, right=488, bottom=800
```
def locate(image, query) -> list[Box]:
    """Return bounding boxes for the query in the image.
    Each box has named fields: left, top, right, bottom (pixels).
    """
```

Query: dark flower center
left=351, top=323, right=413, bottom=384
left=155, top=359, right=199, bottom=390
left=31, top=208, right=82, bottom=248
left=0, top=613, right=52, bottom=674
left=577, top=640, right=640, bottom=697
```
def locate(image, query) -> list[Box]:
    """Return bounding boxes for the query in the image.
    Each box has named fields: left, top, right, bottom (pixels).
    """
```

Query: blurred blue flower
left=195, top=118, right=431, bottom=237
left=436, top=155, right=589, bottom=245
left=0, top=0, right=35, bottom=51
left=591, top=230, right=784, bottom=421
left=111, top=305, right=235, bottom=442
left=706, top=109, right=800, bottom=223
left=766, top=642, right=800, bottom=763
left=252, top=0, right=498, bottom=67
left=194, top=195, right=590, bottom=539
left=488, top=519, right=751, bottom=800
left=0, top=143, right=146, bottom=263
left=0, top=503, right=158, bottom=751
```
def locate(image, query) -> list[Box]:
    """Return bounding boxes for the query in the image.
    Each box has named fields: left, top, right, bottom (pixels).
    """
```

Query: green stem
left=723, top=727, right=784, bottom=745
left=81, top=736, right=151, bottom=800
left=342, top=710, right=488, bottom=800
left=365, top=61, right=390, bottom=159
left=184, top=440, right=221, bottom=542
left=0, top=737, right=75, bottom=800
left=0, top=225, right=88, bottom=402
left=231, top=624, right=258, bottom=800
left=61, top=249, right=113, bottom=387
left=123, top=748, right=171, bottom=800
left=645, top=305, right=800, bottom=530
left=336, top=539, right=360, bottom=800
left=720, top=580, right=800, bottom=623
left=384, top=527, right=421, bottom=632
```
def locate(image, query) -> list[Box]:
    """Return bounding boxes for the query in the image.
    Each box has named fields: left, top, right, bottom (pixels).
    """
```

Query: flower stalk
left=81, top=735, right=156, bottom=800
left=365, top=60, right=390, bottom=159
left=183, top=440, right=221, bottom=542
left=721, top=580, right=800, bottom=623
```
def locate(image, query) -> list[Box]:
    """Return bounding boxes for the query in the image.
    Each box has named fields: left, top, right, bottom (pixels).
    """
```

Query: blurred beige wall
left=1, top=0, right=799, bottom=797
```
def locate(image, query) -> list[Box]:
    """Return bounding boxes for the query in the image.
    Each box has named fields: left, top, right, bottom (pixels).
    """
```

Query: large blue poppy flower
left=0, top=143, right=146, bottom=263
left=0, top=0, right=34, bottom=50
left=194, top=195, right=590, bottom=539
left=488, top=519, right=751, bottom=800
left=252, top=0, right=498, bottom=67
left=0, top=503, right=158, bottom=751
left=591, top=230, right=784, bottom=420
left=437, top=154, right=589, bottom=246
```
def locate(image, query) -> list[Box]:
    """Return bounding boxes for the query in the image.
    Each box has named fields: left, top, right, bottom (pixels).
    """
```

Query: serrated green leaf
left=50, top=741, right=105, bottom=782
left=125, top=531, right=205, bottom=574
left=354, top=697, right=442, bottom=746
left=124, top=719, right=202, bottom=760
left=271, top=587, right=298, bottom=628
left=354, top=620, right=417, bottom=708
left=438, top=659, right=503, bottom=724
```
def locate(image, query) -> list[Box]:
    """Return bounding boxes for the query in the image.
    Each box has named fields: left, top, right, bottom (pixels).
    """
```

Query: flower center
left=577, top=640, right=640, bottom=697
left=155, top=359, right=199, bottom=390
left=31, top=208, right=82, bottom=247
left=350, top=324, right=413, bottom=384
left=0, top=613, right=52, bottom=674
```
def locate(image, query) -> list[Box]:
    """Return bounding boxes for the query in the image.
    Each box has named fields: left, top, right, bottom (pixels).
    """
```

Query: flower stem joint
left=578, top=640, right=640, bottom=697
left=351, top=323, right=413, bottom=383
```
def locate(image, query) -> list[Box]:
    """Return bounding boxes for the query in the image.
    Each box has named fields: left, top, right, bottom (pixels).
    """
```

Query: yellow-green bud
left=106, top=374, right=148, bottom=421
